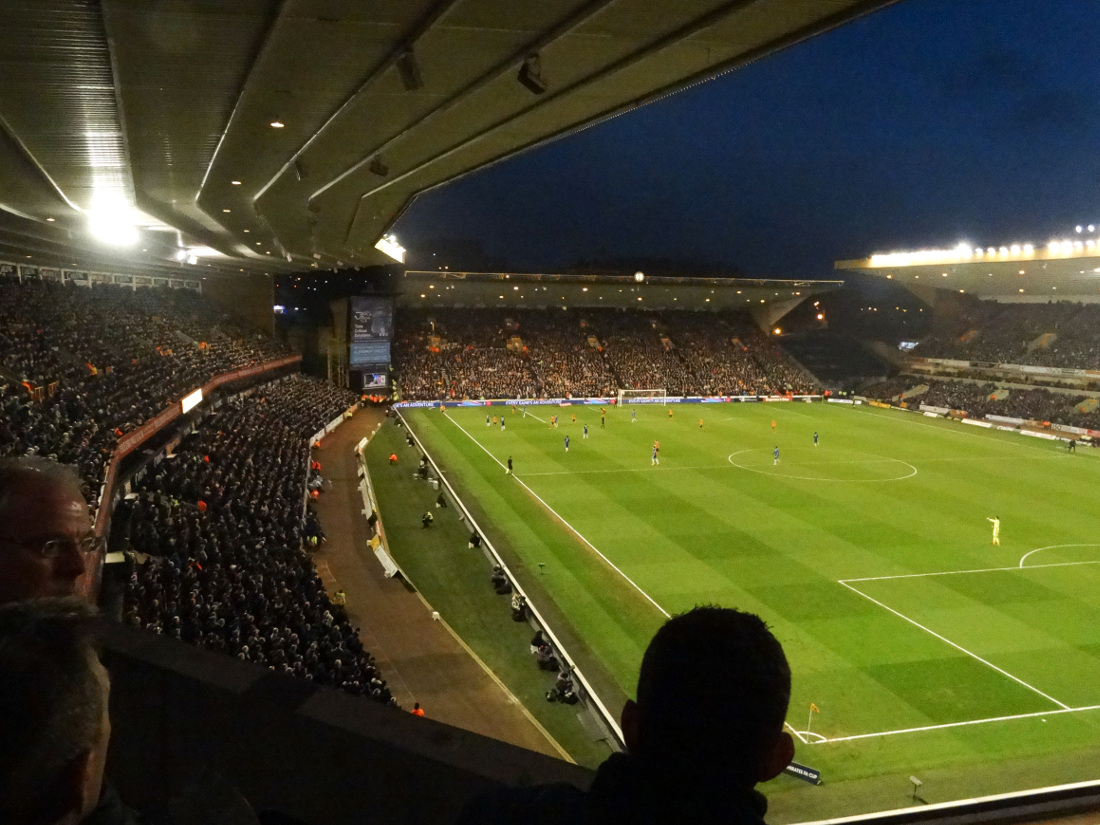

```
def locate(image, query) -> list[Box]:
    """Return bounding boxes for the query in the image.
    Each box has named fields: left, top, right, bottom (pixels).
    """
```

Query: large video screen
left=349, top=297, right=393, bottom=367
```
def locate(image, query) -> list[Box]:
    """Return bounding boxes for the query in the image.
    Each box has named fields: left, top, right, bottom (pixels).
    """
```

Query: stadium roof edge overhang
left=398, top=269, right=842, bottom=311
left=836, top=248, right=1100, bottom=301
left=0, top=0, right=898, bottom=278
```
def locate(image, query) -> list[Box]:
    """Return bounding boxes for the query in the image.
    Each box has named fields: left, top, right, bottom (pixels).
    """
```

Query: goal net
left=616, top=388, right=667, bottom=405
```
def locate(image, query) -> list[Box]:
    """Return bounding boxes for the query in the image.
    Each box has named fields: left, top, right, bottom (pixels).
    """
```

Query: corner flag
left=810, top=703, right=819, bottom=713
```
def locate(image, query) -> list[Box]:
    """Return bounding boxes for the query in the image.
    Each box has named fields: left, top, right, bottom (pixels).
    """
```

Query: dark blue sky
left=396, top=0, right=1100, bottom=279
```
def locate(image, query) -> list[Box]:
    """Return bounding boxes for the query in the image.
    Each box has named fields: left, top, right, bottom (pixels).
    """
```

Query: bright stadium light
left=634, top=271, right=645, bottom=282
left=374, top=234, right=406, bottom=263
left=87, top=212, right=139, bottom=246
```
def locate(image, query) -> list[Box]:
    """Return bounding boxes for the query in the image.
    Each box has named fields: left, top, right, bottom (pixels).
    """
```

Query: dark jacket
left=84, top=783, right=143, bottom=825
left=456, top=752, right=770, bottom=825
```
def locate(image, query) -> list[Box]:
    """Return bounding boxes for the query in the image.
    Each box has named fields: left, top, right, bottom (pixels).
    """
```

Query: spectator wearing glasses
left=0, top=457, right=103, bottom=605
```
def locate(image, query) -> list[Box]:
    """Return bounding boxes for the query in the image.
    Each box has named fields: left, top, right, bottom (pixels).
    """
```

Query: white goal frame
left=616, top=388, right=667, bottom=405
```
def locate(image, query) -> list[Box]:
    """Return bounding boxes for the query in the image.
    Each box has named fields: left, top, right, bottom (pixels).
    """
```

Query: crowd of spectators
left=0, top=276, right=293, bottom=505
left=916, top=299, right=1100, bottom=369
left=861, top=376, right=921, bottom=400
left=866, top=377, right=1100, bottom=430
left=393, top=307, right=817, bottom=400
left=118, top=376, right=388, bottom=702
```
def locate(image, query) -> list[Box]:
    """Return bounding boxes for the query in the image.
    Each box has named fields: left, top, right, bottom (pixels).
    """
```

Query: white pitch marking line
left=443, top=414, right=671, bottom=619
left=815, top=703, right=1100, bottom=744
left=784, top=722, right=809, bottom=745
left=839, top=580, right=1070, bottom=710
left=843, top=558, right=1100, bottom=584
left=523, top=464, right=728, bottom=477
left=853, top=403, right=1072, bottom=454
left=1019, top=543, right=1100, bottom=569
left=727, top=450, right=917, bottom=483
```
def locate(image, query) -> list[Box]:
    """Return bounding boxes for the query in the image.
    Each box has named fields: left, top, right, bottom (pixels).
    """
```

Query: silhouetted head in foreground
left=456, top=606, right=794, bottom=825
left=622, top=606, right=794, bottom=787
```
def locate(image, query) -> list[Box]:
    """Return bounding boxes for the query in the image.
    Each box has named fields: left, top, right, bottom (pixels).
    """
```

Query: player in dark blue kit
left=583, top=423, right=589, bottom=439
left=773, top=446, right=780, bottom=466
left=813, top=431, right=818, bottom=447
left=564, top=435, right=570, bottom=452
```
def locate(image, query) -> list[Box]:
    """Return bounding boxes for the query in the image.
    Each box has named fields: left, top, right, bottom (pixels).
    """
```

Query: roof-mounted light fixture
left=396, top=47, right=423, bottom=91
left=518, top=54, right=546, bottom=94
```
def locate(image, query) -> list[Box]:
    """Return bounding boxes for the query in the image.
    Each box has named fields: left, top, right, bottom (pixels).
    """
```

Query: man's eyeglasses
left=0, top=535, right=106, bottom=559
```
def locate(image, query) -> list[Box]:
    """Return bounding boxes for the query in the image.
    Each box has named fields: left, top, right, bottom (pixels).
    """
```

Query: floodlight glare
left=87, top=213, right=139, bottom=246
left=374, top=234, right=406, bottom=263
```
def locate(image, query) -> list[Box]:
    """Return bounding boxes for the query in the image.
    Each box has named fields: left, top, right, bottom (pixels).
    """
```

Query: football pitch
left=402, top=401, right=1100, bottom=819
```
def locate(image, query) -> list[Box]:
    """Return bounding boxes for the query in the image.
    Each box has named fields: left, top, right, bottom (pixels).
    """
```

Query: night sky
left=395, top=0, right=1100, bottom=279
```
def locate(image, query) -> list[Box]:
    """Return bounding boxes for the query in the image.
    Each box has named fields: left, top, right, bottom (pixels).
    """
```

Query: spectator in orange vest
left=411, top=702, right=425, bottom=717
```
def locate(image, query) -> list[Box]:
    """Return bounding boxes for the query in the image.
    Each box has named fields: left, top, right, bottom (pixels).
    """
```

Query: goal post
left=616, top=388, right=668, bottom=405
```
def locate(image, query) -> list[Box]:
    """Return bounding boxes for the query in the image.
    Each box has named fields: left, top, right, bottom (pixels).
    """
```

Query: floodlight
left=374, top=234, right=406, bottom=263
left=396, top=48, right=423, bottom=91
left=88, top=213, right=138, bottom=246
left=518, top=54, right=547, bottom=94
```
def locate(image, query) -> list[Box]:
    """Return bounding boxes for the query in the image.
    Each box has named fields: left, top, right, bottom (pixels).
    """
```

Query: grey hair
left=0, top=457, right=85, bottom=514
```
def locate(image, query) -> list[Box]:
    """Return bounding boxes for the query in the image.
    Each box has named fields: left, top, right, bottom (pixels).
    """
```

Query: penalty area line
left=839, top=580, right=1070, bottom=710
left=815, top=703, right=1100, bottom=744
left=443, top=414, right=671, bottom=619
left=842, top=557, right=1100, bottom=584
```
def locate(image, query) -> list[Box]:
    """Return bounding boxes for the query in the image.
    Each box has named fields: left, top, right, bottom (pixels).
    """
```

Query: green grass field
left=401, top=401, right=1100, bottom=820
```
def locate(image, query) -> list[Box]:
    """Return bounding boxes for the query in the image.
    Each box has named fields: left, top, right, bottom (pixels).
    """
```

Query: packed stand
left=118, top=376, right=392, bottom=704
left=0, top=275, right=293, bottom=500
left=915, top=299, right=1100, bottom=369
left=860, top=376, right=921, bottom=400
left=867, top=377, right=1100, bottom=430
left=393, top=307, right=817, bottom=400
left=662, top=311, right=816, bottom=396
left=597, top=312, right=695, bottom=396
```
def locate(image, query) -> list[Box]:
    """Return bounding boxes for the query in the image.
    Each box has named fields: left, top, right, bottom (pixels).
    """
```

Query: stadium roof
left=836, top=234, right=1100, bottom=300
left=0, top=0, right=897, bottom=280
left=399, top=270, right=840, bottom=312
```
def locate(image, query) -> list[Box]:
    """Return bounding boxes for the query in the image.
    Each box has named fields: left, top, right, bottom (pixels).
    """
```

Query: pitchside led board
left=349, top=297, right=393, bottom=391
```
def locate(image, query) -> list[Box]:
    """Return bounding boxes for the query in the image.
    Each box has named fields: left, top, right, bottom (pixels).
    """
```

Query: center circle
left=726, top=449, right=917, bottom=482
